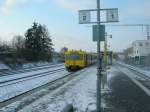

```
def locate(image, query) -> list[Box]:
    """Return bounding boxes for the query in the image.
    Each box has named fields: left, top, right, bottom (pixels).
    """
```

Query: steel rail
left=2, top=63, right=63, bottom=76
left=1, top=63, right=54, bottom=75
left=117, top=62, right=150, bottom=80
left=0, top=68, right=87, bottom=109
left=0, top=67, right=65, bottom=87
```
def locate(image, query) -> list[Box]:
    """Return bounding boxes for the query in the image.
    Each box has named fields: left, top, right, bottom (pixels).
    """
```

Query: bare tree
left=0, top=40, right=10, bottom=52
left=11, top=35, right=25, bottom=58
left=12, top=35, right=25, bottom=50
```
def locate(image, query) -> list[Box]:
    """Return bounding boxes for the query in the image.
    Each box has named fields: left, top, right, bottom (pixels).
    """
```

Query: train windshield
left=66, top=54, right=83, bottom=60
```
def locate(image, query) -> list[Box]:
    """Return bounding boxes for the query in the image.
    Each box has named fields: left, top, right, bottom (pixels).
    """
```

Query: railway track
left=116, top=62, right=150, bottom=98
left=0, top=68, right=87, bottom=110
left=0, top=64, right=64, bottom=84
left=0, top=67, right=65, bottom=87
left=117, top=62, right=150, bottom=80
left=0, top=65, right=66, bottom=104
left=1, top=63, right=63, bottom=76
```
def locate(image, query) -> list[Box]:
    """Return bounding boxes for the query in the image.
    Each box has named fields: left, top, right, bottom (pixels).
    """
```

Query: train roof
left=65, top=50, right=86, bottom=55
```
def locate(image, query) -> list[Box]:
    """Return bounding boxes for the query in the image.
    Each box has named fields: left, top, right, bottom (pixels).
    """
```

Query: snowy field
left=18, top=66, right=97, bottom=112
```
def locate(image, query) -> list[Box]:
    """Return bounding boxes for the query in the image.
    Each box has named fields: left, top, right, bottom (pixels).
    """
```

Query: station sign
left=79, top=10, right=91, bottom=24
left=93, top=25, right=105, bottom=42
left=106, top=9, right=118, bottom=22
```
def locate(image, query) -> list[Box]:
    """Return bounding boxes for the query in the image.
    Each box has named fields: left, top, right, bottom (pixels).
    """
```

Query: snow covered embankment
left=116, top=61, right=150, bottom=77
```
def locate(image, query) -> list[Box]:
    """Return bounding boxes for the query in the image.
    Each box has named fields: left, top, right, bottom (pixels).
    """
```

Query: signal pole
left=96, top=0, right=102, bottom=111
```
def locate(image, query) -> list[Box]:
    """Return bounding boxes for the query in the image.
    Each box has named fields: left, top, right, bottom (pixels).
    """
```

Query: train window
left=66, top=54, right=83, bottom=60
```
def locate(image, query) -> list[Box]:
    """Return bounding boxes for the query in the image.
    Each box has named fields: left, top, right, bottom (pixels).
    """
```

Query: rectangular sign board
left=93, top=25, right=105, bottom=42
left=106, top=9, right=118, bottom=22
left=79, top=10, right=91, bottom=24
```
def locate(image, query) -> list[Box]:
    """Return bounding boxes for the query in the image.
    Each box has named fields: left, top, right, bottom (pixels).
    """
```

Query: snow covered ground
left=0, top=63, right=9, bottom=70
left=0, top=64, right=119, bottom=112
left=0, top=66, right=116, bottom=112
left=21, top=62, right=57, bottom=69
left=17, top=66, right=98, bottom=112
left=0, top=64, right=64, bottom=83
left=0, top=68, right=67, bottom=102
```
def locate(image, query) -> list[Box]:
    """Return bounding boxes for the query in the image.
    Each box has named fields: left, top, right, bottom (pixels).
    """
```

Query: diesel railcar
left=65, top=50, right=96, bottom=71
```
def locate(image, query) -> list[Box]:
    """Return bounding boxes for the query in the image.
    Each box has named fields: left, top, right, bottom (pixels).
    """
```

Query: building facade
left=132, top=40, right=150, bottom=57
left=127, top=40, right=150, bottom=64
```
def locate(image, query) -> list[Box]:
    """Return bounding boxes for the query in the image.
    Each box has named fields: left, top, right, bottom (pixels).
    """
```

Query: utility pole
left=78, top=1, right=118, bottom=112
left=97, top=0, right=101, bottom=111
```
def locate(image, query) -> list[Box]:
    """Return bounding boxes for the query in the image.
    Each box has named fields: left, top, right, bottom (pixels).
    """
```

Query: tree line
left=0, top=22, right=54, bottom=63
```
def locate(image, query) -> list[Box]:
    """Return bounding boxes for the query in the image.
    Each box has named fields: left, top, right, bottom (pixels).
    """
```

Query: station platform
left=103, top=64, right=150, bottom=112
